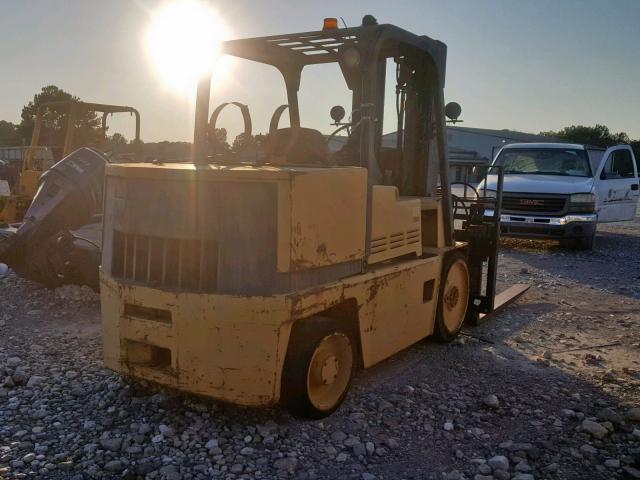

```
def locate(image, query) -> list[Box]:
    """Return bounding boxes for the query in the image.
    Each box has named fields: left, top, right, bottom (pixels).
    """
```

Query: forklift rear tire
left=283, top=317, right=355, bottom=419
left=434, top=252, right=470, bottom=343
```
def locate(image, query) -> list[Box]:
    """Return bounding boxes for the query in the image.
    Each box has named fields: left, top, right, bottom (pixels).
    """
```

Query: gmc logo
left=520, top=199, right=544, bottom=206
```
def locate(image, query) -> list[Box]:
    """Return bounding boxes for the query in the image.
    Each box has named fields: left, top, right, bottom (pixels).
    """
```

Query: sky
left=1, top=0, right=639, bottom=143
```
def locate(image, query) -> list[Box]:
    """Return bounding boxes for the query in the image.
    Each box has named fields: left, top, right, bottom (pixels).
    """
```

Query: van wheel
left=574, top=233, right=596, bottom=251
left=434, top=252, right=470, bottom=342
left=283, top=317, right=355, bottom=419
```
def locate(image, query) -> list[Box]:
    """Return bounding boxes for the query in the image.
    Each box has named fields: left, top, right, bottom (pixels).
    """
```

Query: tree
left=231, top=132, right=253, bottom=152
left=17, top=85, right=102, bottom=148
left=0, top=120, right=21, bottom=146
left=214, top=128, right=229, bottom=149
left=106, top=132, right=128, bottom=152
left=541, top=124, right=629, bottom=148
left=631, top=140, right=640, bottom=168
left=542, top=124, right=640, bottom=171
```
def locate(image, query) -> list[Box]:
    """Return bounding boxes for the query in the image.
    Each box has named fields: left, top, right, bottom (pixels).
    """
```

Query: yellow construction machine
left=100, top=16, right=527, bottom=418
left=0, top=101, right=140, bottom=224
left=0, top=101, right=141, bottom=288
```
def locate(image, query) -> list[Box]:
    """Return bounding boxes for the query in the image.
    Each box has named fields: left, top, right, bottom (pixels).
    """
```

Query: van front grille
left=502, top=195, right=567, bottom=215
left=111, top=230, right=217, bottom=292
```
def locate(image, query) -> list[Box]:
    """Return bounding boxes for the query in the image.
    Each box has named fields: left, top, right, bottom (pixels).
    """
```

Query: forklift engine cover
left=100, top=162, right=447, bottom=406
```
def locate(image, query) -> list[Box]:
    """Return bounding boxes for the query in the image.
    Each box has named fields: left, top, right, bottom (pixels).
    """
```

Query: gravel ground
left=1, top=220, right=640, bottom=480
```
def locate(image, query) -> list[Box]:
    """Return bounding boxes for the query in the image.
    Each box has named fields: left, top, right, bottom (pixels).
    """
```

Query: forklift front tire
left=282, top=317, right=355, bottom=419
left=434, top=252, right=470, bottom=342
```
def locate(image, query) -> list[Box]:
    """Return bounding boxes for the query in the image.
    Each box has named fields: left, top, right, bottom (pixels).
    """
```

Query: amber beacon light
left=323, top=17, right=338, bottom=30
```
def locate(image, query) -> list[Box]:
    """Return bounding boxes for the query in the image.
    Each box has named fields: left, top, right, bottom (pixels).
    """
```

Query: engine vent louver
left=370, top=229, right=420, bottom=255
left=111, top=230, right=218, bottom=292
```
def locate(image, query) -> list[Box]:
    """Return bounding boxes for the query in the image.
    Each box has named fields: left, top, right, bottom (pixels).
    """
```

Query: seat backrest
left=267, top=128, right=328, bottom=166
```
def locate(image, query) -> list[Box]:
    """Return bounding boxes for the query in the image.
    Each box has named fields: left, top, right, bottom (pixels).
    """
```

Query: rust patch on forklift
left=366, top=270, right=403, bottom=303
left=316, top=242, right=328, bottom=260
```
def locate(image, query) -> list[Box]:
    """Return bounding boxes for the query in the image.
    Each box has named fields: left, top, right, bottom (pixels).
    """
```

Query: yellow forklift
left=100, top=16, right=526, bottom=417
left=0, top=101, right=140, bottom=224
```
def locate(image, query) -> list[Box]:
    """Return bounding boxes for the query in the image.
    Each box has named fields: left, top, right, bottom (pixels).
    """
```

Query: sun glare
left=145, top=0, right=228, bottom=94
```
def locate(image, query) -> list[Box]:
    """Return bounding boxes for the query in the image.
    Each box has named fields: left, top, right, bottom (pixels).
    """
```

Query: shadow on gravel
left=329, top=306, right=640, bottom=480
left=501, top=231, right=640, bottom=300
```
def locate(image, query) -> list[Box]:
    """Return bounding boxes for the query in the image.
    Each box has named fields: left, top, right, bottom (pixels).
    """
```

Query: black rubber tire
left=282, top=316, right=355, bottom=419
left=573, top=233, right=596, bottom=251
left=433, top=251, right=470, bottom=343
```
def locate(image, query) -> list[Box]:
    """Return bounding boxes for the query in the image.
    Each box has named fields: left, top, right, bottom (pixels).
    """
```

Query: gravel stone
left=100, top=437, right=122, bottom=452
left=483, top=394, right=500, bottom=408
left=21, top=453, right=35, bottom=463
left=581, top=419, right=609, bottom=439
left=488, top=455, right=509, bottom=471
left=604, top=459, right=620, bottom=469
left=512, top=475, right=535, bottom=480
left=26, top=375, right=45, bottom=387
left=331, top=430, right=347, bottom=443
left=626, top=407, right=640, bottom=422
left=6, top=357, right=22, bottom=367
left=493, top=471, right=510, bottom=480
left=104, top=460, right=124, bottom=472
left=274, top=457, right=298, bottom=471
left=623, top=467, right=640, bottom=479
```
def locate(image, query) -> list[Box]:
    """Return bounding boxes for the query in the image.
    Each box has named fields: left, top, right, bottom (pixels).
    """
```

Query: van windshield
left=494, top=148, right=592, bottom=177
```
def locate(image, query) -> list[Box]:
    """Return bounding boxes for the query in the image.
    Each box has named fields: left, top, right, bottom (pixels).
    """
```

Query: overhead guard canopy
left=220, top=24, right=447, bottom=86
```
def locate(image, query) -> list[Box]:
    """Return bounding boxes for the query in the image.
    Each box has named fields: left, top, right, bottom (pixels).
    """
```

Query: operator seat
left=267, top=127, right=328, bottom=166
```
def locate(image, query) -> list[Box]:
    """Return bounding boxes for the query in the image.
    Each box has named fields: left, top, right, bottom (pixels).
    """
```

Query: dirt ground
left=1, top=218, right=639, bottom=480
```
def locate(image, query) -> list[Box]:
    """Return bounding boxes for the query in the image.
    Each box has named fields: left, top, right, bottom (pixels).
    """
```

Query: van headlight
left=569, top=193, right=595, bottom=203
left=568, top=193, right=595, bottom=213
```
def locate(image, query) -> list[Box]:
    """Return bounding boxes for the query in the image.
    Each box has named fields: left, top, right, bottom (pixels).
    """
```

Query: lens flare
left=145, top=0, right=228, bottom=94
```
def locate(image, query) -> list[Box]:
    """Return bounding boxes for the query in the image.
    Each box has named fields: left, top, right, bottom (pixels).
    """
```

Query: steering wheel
left=326, top=110, right=364, bottom=147
left=208, top=102, right=252, bottom=159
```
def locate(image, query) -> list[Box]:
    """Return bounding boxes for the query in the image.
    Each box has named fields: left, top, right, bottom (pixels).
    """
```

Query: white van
left=481, top=143, right=639, bottom=249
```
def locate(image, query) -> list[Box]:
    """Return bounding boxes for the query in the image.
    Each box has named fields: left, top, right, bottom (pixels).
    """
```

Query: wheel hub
left=444, top=285, right=460, bottom=310
left=306, top=332, right=354, bottom=412
left=320, top=355, right=339, bottom=385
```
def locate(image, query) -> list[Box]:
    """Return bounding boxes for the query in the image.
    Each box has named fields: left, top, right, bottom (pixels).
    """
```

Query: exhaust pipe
left=193, top=73, right=212, bottom=165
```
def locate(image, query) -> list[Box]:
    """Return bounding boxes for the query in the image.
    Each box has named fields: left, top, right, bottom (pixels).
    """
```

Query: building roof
left=447, top=126, right=563, bottom=143
left=500, top=142, right=585, bottom=150
left=448, top=146, right=488, bottom=163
